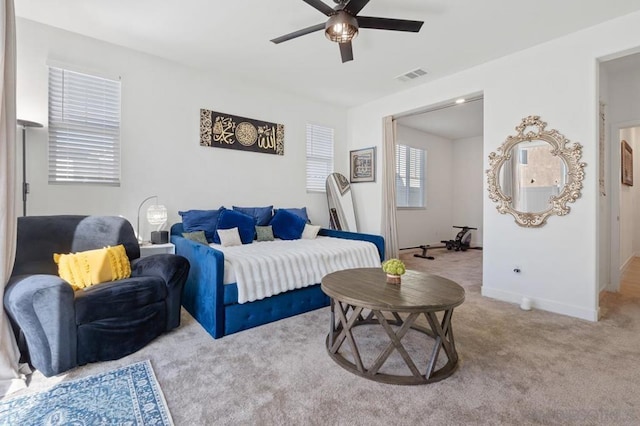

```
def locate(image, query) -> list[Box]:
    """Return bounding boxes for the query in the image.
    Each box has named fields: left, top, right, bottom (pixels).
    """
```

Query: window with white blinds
left=48, top=67, right=121, bottom=185
left=396, top=144, right=426, bottom=208
left=306, top=124, right=334, bottom=192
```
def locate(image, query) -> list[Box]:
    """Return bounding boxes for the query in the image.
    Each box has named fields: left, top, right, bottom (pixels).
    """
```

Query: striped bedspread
left=211, top=236, right=381, bottom=303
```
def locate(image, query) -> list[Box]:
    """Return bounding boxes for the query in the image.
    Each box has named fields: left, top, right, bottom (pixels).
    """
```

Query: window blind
left=48, top=67, right=121, bottom=185
left=396, top=144, right=426, bottom=207
left=306, top=124, right=334, bottom=192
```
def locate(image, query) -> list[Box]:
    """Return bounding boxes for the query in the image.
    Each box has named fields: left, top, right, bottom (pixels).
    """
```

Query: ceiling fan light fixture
left=325, top=11, right=359, bottom=43
left=271, top=0, right=424, bottom=63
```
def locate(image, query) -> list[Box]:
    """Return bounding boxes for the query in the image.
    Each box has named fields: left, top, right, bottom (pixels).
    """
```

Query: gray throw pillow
left=256, top=225, right=274, bottom=242
left=182, top=230, right=209, bottom=245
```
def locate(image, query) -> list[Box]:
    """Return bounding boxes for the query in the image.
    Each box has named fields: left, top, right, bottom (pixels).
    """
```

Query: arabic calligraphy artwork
left=200, top=108, right=284, bottom=155
left=350, top=147, right=376, bottom=183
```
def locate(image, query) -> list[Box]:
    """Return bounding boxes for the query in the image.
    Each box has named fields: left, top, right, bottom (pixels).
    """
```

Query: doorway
left=608, top=124, right=640, bottom=291
left=392, top=97, right=484, bottom=251
left=599, top=52, right=640, bottom=307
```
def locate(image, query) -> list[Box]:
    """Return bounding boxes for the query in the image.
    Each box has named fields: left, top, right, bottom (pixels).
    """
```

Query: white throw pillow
left=218, top=227, right=243, bottom=247
left=301, top=224, right=321, bottom=239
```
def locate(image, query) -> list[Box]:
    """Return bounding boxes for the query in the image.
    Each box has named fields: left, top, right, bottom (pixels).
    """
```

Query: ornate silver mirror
left=486, top=116, right=586, bottom=227
left=326, top=173, right=358, bottom=231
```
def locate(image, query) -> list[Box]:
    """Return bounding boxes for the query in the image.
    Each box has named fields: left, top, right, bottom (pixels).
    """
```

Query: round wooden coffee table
left=321, top=268, right=465, bottom=385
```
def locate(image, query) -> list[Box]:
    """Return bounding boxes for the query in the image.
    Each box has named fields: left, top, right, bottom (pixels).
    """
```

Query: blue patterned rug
left=0, top=360, right=172, bottom=425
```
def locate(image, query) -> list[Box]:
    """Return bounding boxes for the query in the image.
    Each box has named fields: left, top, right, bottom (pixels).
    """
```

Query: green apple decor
left=382, top=258, right=406, bottom=284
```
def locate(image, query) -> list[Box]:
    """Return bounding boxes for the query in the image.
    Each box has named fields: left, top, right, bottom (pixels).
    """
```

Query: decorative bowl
left=386, top=273, right=401, bottom=285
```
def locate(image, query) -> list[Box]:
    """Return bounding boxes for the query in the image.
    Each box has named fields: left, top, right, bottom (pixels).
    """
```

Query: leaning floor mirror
left=326, top=172, right=358, bottom=232
left=486, top=115, right=586, bottom=227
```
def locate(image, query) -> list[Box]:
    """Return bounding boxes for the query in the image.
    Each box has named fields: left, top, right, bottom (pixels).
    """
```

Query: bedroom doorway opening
left=391, top=96, right=484, bottom=256
left=598, top=51, right=640, bottom=311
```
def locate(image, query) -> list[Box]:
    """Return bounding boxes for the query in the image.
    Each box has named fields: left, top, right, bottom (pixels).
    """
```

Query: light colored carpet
left=5, top=248, right=640, bottom=425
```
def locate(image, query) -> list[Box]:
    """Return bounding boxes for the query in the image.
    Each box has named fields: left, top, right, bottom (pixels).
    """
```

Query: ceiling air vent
left=395, top=68, right=428, bottom=82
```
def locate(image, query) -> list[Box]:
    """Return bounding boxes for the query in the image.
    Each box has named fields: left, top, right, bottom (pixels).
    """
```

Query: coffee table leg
left=441, top=309, right=458, bottom=363
left=329, top=298, right=335, bottom=348
left=424, top=309, right=458, bottom=380
left=368, top=311, right=422, bottom=378
left=330, top=302, right=364, bottom=354
left=391, top=311, right=403, bottom=325
left=331, top=301, right=366, bottom=373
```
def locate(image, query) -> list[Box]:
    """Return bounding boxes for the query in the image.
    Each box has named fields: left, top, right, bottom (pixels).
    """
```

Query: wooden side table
left=139, top=243, right=175, bottom=258
left=321, top=268, right=465, bottom=385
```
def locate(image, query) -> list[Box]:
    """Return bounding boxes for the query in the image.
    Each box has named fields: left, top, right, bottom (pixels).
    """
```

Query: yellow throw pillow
left=53, top=245, right=132, bottom=290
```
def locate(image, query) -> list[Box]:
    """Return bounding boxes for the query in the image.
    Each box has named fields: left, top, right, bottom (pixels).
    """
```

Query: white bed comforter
left=210, top=236, right=381, bottom=303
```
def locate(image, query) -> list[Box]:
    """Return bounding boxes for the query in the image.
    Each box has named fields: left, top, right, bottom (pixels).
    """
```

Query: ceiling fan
left=270, top=0, right=424, bottom=63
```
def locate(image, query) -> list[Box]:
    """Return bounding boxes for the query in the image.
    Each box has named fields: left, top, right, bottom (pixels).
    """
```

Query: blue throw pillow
left=274, top=207, right=310, bottom=224
left=232, top=205, right=273, bottom=226
left=270, top=209, right=306, bottom=240
left=214, top=209, right=255, bottom=244
left=179, top=207, right=224, bottom=242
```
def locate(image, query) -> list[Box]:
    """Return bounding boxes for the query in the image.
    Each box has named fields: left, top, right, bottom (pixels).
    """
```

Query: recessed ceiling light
left=455, top=98, right=466, bottom=104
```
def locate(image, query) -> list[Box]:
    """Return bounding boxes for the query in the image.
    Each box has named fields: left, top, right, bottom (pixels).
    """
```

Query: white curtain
left=381, top=116, right=399, bottom=259
left=0, top=0, right=27, bottom=396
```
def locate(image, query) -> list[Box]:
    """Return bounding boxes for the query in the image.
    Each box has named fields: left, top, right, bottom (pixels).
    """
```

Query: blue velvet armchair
left=4, top=215, right=190, bottom=377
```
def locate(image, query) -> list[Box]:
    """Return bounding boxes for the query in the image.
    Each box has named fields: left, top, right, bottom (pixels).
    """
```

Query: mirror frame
left=326, top=172, right=358, bottom=232
left=486, top=115, right=586, bottom=227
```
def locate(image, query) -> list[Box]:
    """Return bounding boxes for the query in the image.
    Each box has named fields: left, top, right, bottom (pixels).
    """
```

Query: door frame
left=608, top=120, right=640, bottom=292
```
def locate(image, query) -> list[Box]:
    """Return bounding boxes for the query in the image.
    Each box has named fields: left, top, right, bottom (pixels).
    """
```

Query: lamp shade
left=147, top=204, right=167, bottom=227
left=325, top=11, right=359, bottom=43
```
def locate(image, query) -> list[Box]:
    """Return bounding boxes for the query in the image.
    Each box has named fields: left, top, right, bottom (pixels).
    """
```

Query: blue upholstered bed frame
left=170, top=223, right=385, bottom=338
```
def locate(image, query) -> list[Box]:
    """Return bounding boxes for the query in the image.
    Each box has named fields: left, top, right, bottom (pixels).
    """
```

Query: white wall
left=619, top=127, right=640, bottom=265
left=634, top=134, right=640, bottom=256
left=16, top=19, right=348, bottom=240
left=619, top=129, right=634, bottom=264
left=347, top=10, right=640, bottom=321
left=395, top=125, right=453, bottom=248
left=451, top=136, right=484, bottom=247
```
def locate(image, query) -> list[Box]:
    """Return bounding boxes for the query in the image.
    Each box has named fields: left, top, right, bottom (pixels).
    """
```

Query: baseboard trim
left=605, top=282, right=619, bottom=292
left=620, top=255, right=635, bottom=274
left=481, top=286, right=598, bottom=322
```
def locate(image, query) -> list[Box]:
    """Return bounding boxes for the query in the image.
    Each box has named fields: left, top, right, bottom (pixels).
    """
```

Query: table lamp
left=137, top=196, right=168, bottom=244
left=148, top=203, right=168, bottom=244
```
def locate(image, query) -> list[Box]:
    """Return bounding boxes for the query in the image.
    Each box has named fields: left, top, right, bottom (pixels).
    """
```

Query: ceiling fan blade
left=357, top=16, right=424, bottom=32
left=339, top=41, right=354, bottom=63
left=270, top=23, right=325, bottom=44
left=303, top=0, right=335, bottom=16
left=343, top=0, right=370, bottom=16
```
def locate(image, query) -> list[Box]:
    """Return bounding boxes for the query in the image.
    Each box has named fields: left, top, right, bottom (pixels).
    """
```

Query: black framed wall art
left=200, top=108, right=284, bottom=155
left=622, top=140, right=633, bottom=186
left=350, top=147, right=376, bottom=183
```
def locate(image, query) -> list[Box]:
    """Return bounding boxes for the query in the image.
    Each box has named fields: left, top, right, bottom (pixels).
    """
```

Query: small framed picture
left=622, top=140, right=633, bottom=186
left=350, top=147, right=376, bottom=183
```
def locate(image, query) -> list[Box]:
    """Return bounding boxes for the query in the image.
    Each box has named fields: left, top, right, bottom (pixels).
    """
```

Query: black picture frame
left=350, top=147, right=376, bottom=183
left=622, top=140, right=633, bottom=186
